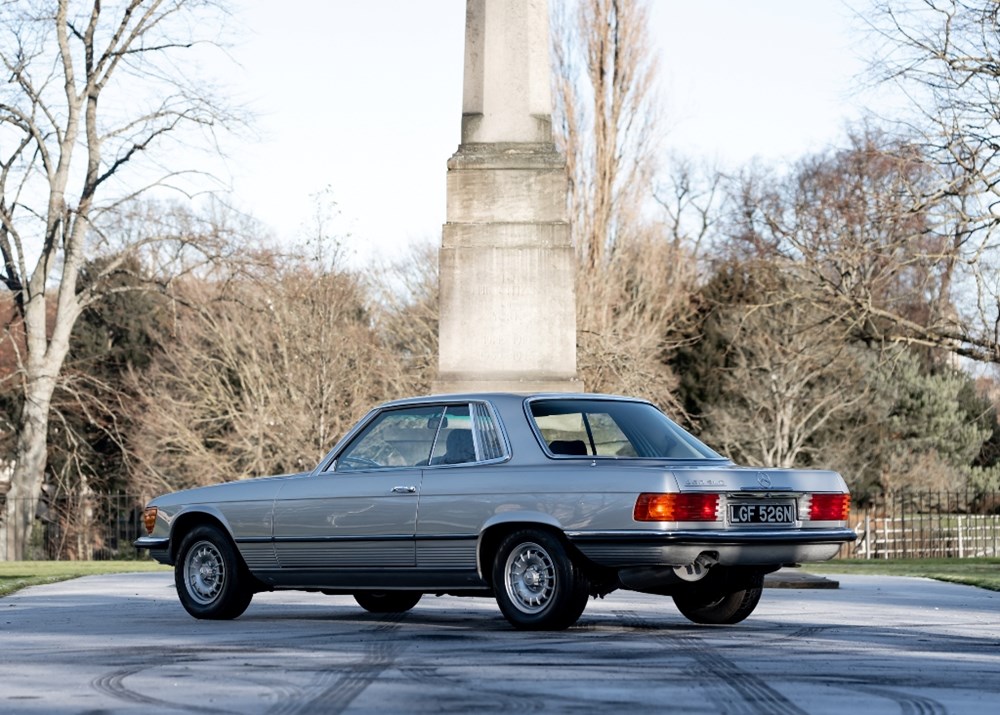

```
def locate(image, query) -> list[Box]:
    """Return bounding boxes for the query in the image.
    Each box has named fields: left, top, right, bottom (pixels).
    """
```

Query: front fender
left=167, top=504, right=240, bottom=558
left=134, top=503, right=241, bottom=565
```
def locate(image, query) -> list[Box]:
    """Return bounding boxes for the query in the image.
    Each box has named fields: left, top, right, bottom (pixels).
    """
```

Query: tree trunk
left=2, top=373, right=56, bottom=560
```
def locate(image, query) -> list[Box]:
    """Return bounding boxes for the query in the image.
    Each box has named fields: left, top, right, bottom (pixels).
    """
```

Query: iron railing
left=0, top=493, right=149, bottom=561
left=841, top=491, right=1000, bottom=559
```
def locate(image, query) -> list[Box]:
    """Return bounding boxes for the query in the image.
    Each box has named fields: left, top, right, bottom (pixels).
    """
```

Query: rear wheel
left=353, top=591, right=422, bottom=613
left=672, top=569, right=764, bottom=625
left=492, top=529, right=590, bottom=631
left=174, top=524, right=253, bottom=620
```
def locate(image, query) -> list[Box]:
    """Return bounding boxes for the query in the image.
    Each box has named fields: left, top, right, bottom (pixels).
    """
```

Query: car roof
left=376, top=392, right=652, bottom=409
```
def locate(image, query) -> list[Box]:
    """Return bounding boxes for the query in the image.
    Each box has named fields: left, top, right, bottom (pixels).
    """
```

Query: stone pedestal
left=434, top=0, right=581, bottom=394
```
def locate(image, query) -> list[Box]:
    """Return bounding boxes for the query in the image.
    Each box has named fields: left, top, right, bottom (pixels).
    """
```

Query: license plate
left=728, top=502, right=795, bottom=524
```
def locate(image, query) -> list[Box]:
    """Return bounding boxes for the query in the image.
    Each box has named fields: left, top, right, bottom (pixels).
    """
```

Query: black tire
left=353, top=591, right=422, bottom=613
left=174, top=524, right=254, bottom=620
left=672, top=569, right=764, bottom=625
left=491, top=529, right=590, bottom=631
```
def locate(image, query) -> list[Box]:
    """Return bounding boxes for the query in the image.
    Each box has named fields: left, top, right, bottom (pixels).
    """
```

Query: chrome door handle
left=391, top=486, right=417, bottom=494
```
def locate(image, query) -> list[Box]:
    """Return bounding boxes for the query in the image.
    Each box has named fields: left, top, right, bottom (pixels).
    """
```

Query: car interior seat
left=548, top=439, right=588, bottom=456
left=440, top=429, right=476, bottom=464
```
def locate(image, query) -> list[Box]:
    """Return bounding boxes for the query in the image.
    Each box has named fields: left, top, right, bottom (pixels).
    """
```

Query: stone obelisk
left=434, top=0, right=581, bottom=394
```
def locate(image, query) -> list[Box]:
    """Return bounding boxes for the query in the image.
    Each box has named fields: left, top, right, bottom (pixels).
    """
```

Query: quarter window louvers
left=472, top=402, right=505, bottom=461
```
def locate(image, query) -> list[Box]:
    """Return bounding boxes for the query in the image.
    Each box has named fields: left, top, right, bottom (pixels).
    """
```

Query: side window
left=422, top=402, right=507, bottom=466
left=336, top=406, right=444, bottom=471
left=588, top=412, right=637, bottom=457
left=530, top=404, right=636, bottom=457
left=429, top=405, right=476, bottom=465
left=533, top=411, right=592, bottom=456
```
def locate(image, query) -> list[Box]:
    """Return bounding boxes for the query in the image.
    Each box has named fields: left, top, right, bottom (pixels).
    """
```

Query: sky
left=213, top=0, right=881, bottom=267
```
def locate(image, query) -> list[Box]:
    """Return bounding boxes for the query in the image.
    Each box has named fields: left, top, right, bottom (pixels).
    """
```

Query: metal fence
left=840, top=491, right=1000, bottom=559
left=1, top=489, right=999, bottom=561
left=0, top=493, right=148, bottom=561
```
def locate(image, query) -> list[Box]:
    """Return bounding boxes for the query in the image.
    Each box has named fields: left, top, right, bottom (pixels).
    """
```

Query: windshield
left=528, top=398, right=723, bottom=460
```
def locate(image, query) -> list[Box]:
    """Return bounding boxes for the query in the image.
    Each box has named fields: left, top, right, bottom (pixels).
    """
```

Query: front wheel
left=353, top=591, right=422, bottom=613
left=672, top=569, right=764, bottom=625
left=174, top=524, right=254, bottom=620
left=492, top=529, right=590, bottom=631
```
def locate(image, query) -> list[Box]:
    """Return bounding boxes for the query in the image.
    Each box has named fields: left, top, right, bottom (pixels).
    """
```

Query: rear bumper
left=566, top=527, right=856, bottom=567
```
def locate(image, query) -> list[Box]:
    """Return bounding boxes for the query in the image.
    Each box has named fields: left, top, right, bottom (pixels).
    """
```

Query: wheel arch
left=476, top=514, right=571, bottom=588
left=168, top=507, right=237, bottom=563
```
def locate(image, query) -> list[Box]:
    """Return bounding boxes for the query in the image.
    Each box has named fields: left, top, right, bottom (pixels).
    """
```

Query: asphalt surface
left=1, top=570, right=998, bottom=714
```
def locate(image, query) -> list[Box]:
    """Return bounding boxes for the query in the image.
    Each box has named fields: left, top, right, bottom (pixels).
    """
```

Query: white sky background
left=215, top=0, right=883, bottom=267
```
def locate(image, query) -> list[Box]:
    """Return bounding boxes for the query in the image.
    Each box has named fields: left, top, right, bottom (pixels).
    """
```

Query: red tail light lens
left=808, top=493, right=851, bottom=521
left=634, top=493, right=720, bottom=522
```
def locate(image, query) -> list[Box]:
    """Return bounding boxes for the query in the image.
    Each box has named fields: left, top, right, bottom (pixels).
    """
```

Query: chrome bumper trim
left=565, top=528, right=857, bottom=545
left=134, top=536, right=170, bottom=550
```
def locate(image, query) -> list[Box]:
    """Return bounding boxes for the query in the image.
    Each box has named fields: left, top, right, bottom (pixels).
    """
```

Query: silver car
left=136, top=393, right=855, bottom=630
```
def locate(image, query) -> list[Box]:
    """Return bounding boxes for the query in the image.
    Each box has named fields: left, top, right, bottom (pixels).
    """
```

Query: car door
left=415, top=402, right=509, bottom=574
left=272, top=405, right=445, bottom=570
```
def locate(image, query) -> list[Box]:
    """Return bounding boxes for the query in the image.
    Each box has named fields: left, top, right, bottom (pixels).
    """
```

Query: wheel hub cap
left=184, top=540, right=225, bottom=605
left=504, top=542, right=555, bottom=615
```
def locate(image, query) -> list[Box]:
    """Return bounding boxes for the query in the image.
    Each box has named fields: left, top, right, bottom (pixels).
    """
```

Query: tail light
left=634, top=493, right=720, bottom=522
left=142, top=506, right=158, bottom=535
left=807, top=493, right=851, bottom=521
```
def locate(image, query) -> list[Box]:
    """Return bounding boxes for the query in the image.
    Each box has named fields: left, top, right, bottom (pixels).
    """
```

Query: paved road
left=1, top=572, right=998, bottom=714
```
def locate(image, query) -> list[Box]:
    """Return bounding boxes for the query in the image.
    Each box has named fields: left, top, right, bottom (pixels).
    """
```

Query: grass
left=803, top=558, right=1000, bottom=592
left=0, top=560, right=171, bottom=598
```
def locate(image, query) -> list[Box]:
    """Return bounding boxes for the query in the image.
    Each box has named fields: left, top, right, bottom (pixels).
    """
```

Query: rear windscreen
left=529, top=399, right=722, bottom=460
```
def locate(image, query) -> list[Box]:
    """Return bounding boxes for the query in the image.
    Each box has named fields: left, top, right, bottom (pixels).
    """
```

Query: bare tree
left=699, top=264, right=871, bottom=469
left=864, top=0, right=1000, bottom=362
left=707, top=129, right=999, bottom=488
left=552, top=0, right=703, bottom=411
left=725, top=126, right=990, bottom=364
left=575, top=230, right=696, bottom=415
left=128, top=250, right=425, bottom=494
left=0, top=0, right=238, bottom=558
left=552, top=0, right=660, bottom=270
left=655, top=155, right=724, bottom=262
left=375, top=241, right=439, bottom=394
